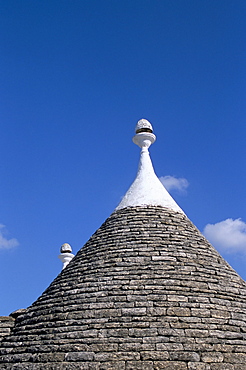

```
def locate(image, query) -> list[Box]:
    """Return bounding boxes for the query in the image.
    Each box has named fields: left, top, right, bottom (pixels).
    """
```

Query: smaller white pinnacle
left=58, top=243, right=75, bottom=270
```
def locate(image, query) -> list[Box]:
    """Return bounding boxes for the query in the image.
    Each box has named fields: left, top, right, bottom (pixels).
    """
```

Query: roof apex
left=116, top=119, right=184, bottom=214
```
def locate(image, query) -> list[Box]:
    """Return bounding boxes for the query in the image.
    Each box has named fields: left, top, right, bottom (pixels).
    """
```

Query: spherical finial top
left=60, top=243, right=72, bottom=253
left=133, top=119, right=156, bottom=149
left=135, top=119, right=153, bottom=134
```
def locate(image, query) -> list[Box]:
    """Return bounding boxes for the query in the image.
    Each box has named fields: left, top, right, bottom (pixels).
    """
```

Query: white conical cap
left=116, top=119, right=184, bottom=214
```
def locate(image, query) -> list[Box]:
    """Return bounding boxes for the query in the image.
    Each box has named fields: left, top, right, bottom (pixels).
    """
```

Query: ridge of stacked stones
left=0, top=317, right=15, bottom=341
left=1, top=206, right=246, bottom=369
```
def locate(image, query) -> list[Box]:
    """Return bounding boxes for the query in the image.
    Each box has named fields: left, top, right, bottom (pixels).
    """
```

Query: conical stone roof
left=1, top=121, right=246, bottom=370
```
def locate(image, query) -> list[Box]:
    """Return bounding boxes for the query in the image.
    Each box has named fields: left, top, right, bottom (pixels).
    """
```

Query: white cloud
left=203, top=218, right=246, bottom=254
left=0, top=224, right=19, bottom=250
left=159, top=175, right=189, bottom=193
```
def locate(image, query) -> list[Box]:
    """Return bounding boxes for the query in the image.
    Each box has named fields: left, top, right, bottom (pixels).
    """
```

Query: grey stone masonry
left=0, top=310, right=26, bottom=341
left=0, top=206, right=246, bottom=369
left=0, top=317, right=14, bottom=340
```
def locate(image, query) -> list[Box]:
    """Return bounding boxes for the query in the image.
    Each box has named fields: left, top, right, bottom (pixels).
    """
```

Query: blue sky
left=0, top=1, right=245, bottom=316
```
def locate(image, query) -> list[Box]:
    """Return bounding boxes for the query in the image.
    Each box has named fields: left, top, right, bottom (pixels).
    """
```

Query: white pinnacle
left=116, top=119, right=184, bottom=214
left=58, top=243, right=75, bottom=270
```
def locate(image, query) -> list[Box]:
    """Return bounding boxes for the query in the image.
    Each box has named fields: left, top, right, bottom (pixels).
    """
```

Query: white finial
left=133, top=119, right=156, bottom=151
left=58, top=243, right=75, bottom=270
left=135, top=118, right=153, bottom=133
left=115, top=119, right=185, bottom=214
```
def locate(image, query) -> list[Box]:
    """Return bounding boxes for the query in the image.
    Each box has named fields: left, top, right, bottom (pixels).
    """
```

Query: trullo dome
left=0, top=119, right=246, bottom=369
